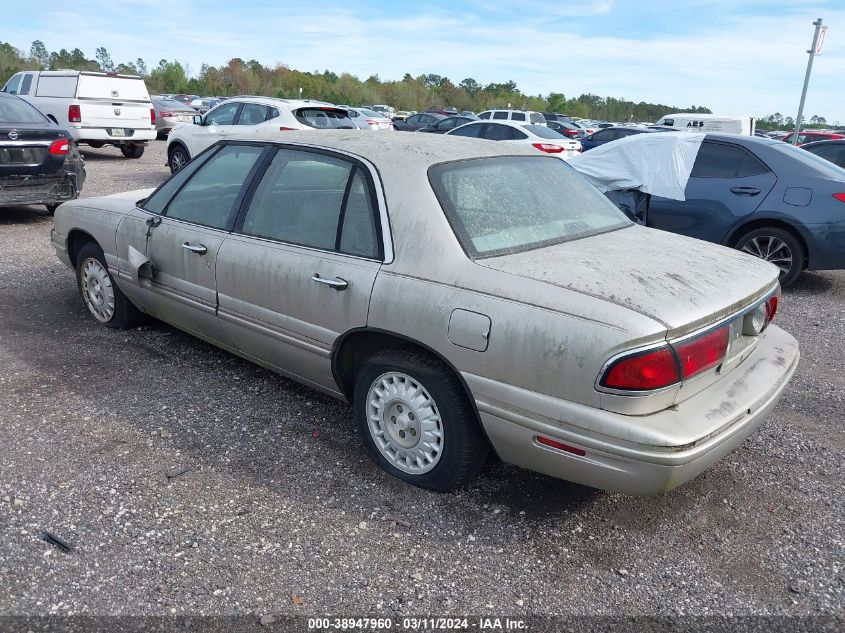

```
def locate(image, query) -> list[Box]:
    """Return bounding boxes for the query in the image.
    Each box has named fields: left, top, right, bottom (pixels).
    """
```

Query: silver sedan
left=51, top=133, right=799, bottom=494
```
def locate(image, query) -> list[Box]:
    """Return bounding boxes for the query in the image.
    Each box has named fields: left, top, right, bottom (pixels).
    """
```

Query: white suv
left=477, top=109, right=547, bottom=126
left=166, top=97, right=355, bottom=173
left=2, top=70, right=156, bottom=158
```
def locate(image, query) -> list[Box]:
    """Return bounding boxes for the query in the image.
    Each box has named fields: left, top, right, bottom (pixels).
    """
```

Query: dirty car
left=50, top=132, right=799, bottom=494
left=0, top=91, right=85, bottom=214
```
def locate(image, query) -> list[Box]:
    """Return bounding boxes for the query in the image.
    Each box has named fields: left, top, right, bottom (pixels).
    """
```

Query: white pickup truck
left=2, top=70, right=156, bottom=158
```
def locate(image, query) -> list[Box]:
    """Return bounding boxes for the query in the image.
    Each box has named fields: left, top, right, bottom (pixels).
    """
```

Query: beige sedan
left=51, top=132, right=799, bottom=494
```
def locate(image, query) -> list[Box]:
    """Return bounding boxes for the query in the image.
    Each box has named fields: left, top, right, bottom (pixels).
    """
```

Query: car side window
left=19, top=74, right=33, bottom=95
left=691, top=142, right=769, bottom=178
left=207, top=102, right=241, bottom=126
left=438, top=118, right=457, bottom=130
left=449, top=123, right=483, bottom=138
left=511, top=128, right=528, bottom=140
left=592, top=130, right=613, bottom=141
left=267, top=107, right=280, bottom=120
left=142, top=148, right=218, bottom=215
left=238, top=103, right=269, bottom=125
left=484, top=124, right=516, bottom=141
left=510, top=112, right=526, bottom=122
left=407, top=115, right=420, bottom=125
left=164, top=145, right=264, bottom=228
left=492, top=111, right=508, bottom=120
left=478, top=111, right=491, bottom=120
left=241, top=149, right=380, bottom=258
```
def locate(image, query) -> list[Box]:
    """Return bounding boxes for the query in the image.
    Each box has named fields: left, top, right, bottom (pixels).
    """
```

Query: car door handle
left=182, top=242, right=207, bottom=255
left=312, top=274, right=349, bottom=291
left=730, top=186, right=761, bottom=196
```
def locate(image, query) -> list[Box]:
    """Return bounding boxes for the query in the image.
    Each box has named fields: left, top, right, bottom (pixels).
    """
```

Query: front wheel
left=168, top=145, right=189, bottom=174
left=120, top=144, right=145, bottom=159
left=735, top=227, right=804, bottom=288
left=76, top=242, right=145, bottom=328
left=353, top=349, right=489, bottom=491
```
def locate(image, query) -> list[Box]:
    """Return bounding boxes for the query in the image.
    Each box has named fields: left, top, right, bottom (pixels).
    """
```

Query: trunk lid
left=0, top=126, right=67, bottom=176
left=478, top=225, right=779, bottom=337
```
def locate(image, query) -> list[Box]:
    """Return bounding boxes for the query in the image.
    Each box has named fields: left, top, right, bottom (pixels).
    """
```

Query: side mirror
left=193, top=114, right=203, bottom=125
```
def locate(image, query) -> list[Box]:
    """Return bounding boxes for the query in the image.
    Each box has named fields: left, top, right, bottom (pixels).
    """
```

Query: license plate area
left=110, top=128, right=129, bottom=137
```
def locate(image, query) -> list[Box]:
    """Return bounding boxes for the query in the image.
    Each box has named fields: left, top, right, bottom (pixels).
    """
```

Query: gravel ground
left=0, top=141, right=843, bottom=628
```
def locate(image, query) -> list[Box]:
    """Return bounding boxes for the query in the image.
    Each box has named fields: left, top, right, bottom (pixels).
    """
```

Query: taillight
left=279, top=127, right=295, bottom=132
left=833, top=193, right=845, bottom=203
left=48, top=139, right=70, bottom=155
left=532, top=143, right=564, bottom=154
left=766, top=292, right=779, bottom=323
left=599, top=325, right=730, bottom=391
left=366, top=119, right=379, bottom=127
left=159, top=111, right=173, bottom=118
left=150, top=108, right=156, bottom=125
left=601, top=346, right=680, bottom=391
left=673, top=327, right=729, bottom=380
left=68, top=104, right=81, bottom=123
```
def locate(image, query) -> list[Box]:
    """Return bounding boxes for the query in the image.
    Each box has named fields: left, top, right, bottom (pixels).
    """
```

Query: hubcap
left=171, top=150, right=186, bottom=172
left=366, top=372, right=444, bottom=475
left=740, top=236, right=793, bottom=277
left=80, top=258, right=115, bottom=322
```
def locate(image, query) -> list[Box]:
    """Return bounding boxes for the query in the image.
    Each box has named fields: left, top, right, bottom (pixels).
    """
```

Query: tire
left=75, top=242, right=144, bottom=329
left=735, top=227, right=805, bottom=288
left=168, top=144, right=190, bottom=174
left=87, top=141, right=104, bottom=149
left=120, top=144, right=145, bottom=159
left=45, top=204, right=59, bottom=215
left=353, top=348, right=489, bottom=491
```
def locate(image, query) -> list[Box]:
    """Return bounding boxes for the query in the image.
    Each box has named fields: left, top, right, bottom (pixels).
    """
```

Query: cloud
left=7, top=0, right=845, bottom=121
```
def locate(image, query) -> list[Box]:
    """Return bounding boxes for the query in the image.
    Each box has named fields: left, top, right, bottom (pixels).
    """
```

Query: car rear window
left=155, top=98, right=191, bottom=109
left=294, top=108, right=356, bottom=129
left=429, top=156, right=630, bottom=258
left=524, top=125, right=566, bottom=139
left=772, top=142, right=845, bottom=179
left=0, top=97, right=48, bottom=124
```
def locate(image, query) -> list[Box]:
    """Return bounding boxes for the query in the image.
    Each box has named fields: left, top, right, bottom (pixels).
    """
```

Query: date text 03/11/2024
left=307, top=618, right=528, bottom=630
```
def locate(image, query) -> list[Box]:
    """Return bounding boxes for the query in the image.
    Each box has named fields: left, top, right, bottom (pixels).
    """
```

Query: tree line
left=4, top=40, right=835, bottom=127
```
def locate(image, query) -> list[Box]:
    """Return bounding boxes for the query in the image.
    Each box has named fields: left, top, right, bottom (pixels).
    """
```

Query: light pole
left=792, top=18, right=827, bottom=145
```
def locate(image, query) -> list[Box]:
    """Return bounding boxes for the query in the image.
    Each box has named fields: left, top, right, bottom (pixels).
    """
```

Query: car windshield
left=0, top=97, right=47, bottom=124
left=430, top=156, right=631, bottom=258
left=771, top=142, right=845, bottom=179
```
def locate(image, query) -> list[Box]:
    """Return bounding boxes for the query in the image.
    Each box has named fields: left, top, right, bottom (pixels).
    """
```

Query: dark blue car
left=643, top=134, right=845, bottom=286
left=580, top=126, right=655, bottom=151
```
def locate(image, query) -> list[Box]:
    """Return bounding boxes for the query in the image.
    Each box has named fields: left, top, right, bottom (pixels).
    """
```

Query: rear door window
left=510, top=112, right=526, bottom=122
left=238, top=103, right=270, bottom=125
left=240, top=149, right=380, bottom=258
left=483, top=124, right=518, bottom=141
left=19, top=74, right=33, bottom=95
left=492, top=111, right=508, bottom=120
left=691, top=142, right=770, bottom=178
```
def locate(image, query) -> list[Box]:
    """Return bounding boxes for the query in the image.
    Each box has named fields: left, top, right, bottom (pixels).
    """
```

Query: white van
left=654, top=113, right=755, bottom=136
left=2, top=70, right=156, bottom=158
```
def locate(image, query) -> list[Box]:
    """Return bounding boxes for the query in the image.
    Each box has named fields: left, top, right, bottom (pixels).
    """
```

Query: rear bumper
left=466, top=325, right=800, bottom=495
left=0, top=171, right=82, bottom=207
left=70, top=127, right=156, bottom=143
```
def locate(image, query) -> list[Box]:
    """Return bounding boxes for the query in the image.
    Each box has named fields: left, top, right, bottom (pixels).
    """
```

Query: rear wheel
left=120, top=144, right=145, bottom=159
left=735, top=227, right=804, bottom=287
left=76, top=242, right=144, bottom=328
left=168, top=145, right=189, bottom=174
left=353, top=348, right=488, bottom=491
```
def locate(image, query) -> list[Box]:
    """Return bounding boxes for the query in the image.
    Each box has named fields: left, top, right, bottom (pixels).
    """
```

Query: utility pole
left=792, top=18, right=827, bottom=145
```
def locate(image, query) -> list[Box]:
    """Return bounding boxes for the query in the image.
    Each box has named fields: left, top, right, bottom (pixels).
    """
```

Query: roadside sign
left=816, top=26, right=828, bottom=53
